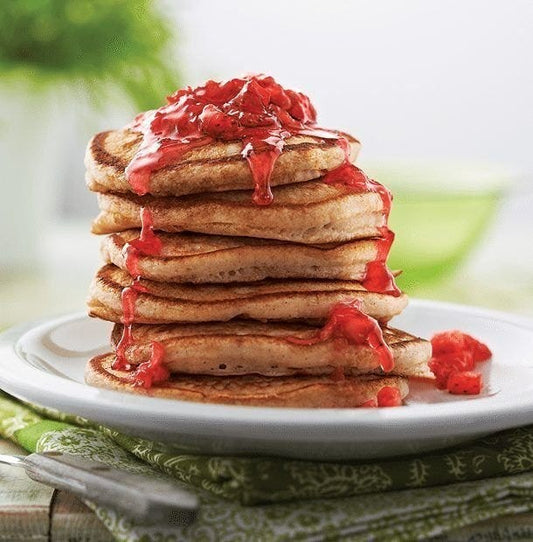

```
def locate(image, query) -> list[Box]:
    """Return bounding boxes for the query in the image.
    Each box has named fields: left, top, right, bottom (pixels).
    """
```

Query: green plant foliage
left=0, top=0, right=180, bottom=109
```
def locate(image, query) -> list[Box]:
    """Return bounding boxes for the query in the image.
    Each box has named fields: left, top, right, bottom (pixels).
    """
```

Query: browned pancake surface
left=110, top=321, right=432, bottom=378
left=102, top=231, right=381, bottom=283
left=86, top=129, right=360, bottom=197
left=91, top=180, right=386, bottom=244
left=88, top=264, right=408, bottom=324
left=86, top=353, right=409, bottom=407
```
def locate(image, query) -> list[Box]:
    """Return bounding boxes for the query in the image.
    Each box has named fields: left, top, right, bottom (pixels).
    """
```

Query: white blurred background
left=179, top=0, right=533, bottom=169
left=1, top=0, right=532, bottom=325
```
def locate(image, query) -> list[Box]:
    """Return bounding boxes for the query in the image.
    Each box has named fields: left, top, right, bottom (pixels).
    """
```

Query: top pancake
left=86, top=129, right=360, bottom=197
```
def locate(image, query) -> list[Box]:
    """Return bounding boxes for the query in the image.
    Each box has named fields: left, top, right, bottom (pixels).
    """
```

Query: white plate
left=1, top=300, right=532, bottom=460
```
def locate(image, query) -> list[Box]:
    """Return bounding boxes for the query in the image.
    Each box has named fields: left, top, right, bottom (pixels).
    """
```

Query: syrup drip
left=119, top=76, right=400, bottom=380
left=113, top=207, right=168, bottom=387
left=124, top=74, right=340, bottom=204
left=322, top=144, right=400, bottom=296
left=363, top=228, right=400, bottom=296
left=124, top=207, right=163, bottom=276
left=130, top=341, right=170, bottom=389
left=322, top=160, right=392, bottom=218
left=286, top=300, right=394, bottom=372
left=244, top=144, right=282, bottom=205
left=114, top=283, right=143, bottom=371
left=126, top=137, right=212, bottom=196
left=360, top=386, right=402, bottom=407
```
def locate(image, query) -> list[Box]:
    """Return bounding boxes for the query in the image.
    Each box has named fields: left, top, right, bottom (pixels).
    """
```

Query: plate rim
left=1, top=299, right=533, bottom=440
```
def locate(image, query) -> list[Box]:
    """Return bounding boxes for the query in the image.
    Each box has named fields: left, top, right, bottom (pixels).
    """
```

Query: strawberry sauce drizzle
left=113, top=207, right=169, bottom=386
left=125, top=75, right=398, bottom=297
left=361, top=386, right=402, bottom=407
left=286, top=300, right=394, bottom=373
left=322, top=146, right=400, bottom=297
left=363, top=228, right=400, bottom=296
left=124, top=207, right=163, bottom=277
left=124, top=74, right=339, bottom=204
left=130, top=340, right=170, bottom=389
left=114, top=284, right=143, bottom=371
left=119, top=76, right=401, bottom=387
left=321, top=156, right=392, bottom=217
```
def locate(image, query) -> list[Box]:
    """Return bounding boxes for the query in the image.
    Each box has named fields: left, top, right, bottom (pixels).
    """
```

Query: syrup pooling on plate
left=124, top=74, right=340, bottom=205
left=114, top=207, right=169, bottom=386
left=286, top=300, right=395, bottom=373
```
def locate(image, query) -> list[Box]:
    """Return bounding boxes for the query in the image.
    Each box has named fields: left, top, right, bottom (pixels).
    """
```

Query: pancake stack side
left=85, top=76, right=432, bottom=407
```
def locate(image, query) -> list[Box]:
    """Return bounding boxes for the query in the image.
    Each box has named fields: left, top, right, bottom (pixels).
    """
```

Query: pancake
left=86, top=353, right=409, bottom=407
left=86, top=129, right=360, bottom=197
left=88, top=264, right=408, bottom=324
left=101, top=231, right=383, bottom=283
left=110, top=322, right=432, bottom=378
left=91, top=180, right=386, bottom=244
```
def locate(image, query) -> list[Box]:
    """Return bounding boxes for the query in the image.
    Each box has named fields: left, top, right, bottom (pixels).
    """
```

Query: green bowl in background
left=361, top=161, right=513, bottom=294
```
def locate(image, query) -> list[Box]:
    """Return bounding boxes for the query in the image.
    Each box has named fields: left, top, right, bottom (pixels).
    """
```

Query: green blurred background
left=0, top=0, right=532, bottom=327
left=0, top=0, right=178, bottom=109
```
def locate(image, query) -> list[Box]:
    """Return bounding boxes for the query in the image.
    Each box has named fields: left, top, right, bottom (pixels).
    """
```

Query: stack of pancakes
left=85, top=122, right=431, bottom=407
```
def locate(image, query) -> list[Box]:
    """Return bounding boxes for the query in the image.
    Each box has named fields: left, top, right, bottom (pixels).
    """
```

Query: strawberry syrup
left=120, top=76, right=400, bottom=384
left=322, top=146, right=400, bottom=297
left=362, top=228, right=399, bottom=296
left=124, top=74, right=339, bottom=203
left=113, top=208, right=169, bottom=387
left=124, top=75, right=398, bottom=295
left=286, top=300, right=394, bottom=373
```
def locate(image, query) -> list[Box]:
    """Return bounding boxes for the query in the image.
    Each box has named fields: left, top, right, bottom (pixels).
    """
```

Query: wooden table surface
left=0, top=439, right=112, bottom=541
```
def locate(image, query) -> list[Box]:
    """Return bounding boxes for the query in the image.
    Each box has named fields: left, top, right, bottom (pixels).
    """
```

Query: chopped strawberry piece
left=464, top=335, right=492, bottom=362
left=376, top=386, right=402, bottom=407
left=428, top=350, right=475, bottom=389
left=431, top=330, right=465, bottom=356
left=431, top=331, right=492, bottom=361
left=429, top=331, right=491, bottom=394
left=198, top=104, right=242, bottom=139
left=447, top=371, right=482, bottom=395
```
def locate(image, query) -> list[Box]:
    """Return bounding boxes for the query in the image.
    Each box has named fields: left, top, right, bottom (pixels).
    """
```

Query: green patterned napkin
left=1, top=391, right=533, bottom=541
